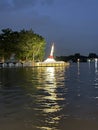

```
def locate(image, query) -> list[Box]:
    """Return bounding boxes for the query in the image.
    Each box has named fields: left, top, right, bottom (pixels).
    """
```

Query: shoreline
left=0, top=61, right=70, bottom=68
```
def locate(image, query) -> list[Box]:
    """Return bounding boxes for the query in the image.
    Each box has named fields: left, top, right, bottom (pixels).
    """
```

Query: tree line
left=0, top=28, right=46, bottom=62
left=56, top=53, right=98, bottom=62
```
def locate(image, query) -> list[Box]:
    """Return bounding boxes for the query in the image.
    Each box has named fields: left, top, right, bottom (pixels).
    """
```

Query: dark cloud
left=0, top=0, right=12, bottom=11
left=0, top=0, right=37, bottom=12
left=0, top=0, right=98, bottom=55
left=12, top=0, right=36, bottom=9
left=40, top=0, right=55, bottom=6
left=0, top=0, right=55, bottom=12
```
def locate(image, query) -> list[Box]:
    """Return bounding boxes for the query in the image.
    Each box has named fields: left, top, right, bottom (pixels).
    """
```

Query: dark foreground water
left=0, top=62, right=98, bottom=130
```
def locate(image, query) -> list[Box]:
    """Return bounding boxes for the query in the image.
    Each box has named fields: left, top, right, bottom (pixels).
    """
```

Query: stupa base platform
left=34, top=61, right=69, bottom=67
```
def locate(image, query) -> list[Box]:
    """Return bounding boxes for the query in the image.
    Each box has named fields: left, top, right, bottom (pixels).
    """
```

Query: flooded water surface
left=0, top=63, right=98, bottom=130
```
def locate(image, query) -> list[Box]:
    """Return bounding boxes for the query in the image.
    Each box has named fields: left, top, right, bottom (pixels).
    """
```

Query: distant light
left=77, top=59, right=80, bottom=62
left=95, top=58, right=98, bottom=62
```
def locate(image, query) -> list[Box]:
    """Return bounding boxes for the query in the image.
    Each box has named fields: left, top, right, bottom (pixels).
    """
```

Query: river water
left=0, top=62, right=98, bottom=130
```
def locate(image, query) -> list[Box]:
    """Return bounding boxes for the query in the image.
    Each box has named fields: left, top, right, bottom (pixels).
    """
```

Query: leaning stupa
left=34, top=44, right=69, bottom=67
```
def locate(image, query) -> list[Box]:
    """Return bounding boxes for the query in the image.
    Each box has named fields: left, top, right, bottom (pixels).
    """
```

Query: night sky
left=0, top=0, right=98, bottom=56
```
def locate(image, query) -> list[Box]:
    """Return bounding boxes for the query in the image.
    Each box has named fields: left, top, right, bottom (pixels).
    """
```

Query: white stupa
left=44, top=43, right=56, bottom=63
left=35, top=43, right=69, bottom=67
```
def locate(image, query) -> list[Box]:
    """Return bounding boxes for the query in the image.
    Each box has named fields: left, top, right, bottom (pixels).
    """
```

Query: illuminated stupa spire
left=44, top=43, right=56, bottom=62
left=48, top=43, right=54, bottom=59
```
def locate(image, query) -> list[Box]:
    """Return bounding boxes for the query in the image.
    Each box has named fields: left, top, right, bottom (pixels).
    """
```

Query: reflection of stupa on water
left=35, top=67, right=66, bottom=130
left=35, top=43, right=69, bottom=67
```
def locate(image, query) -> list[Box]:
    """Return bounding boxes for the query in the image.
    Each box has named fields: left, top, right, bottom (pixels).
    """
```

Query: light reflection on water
left=32, top=67, right=68, bottom=130
left=1, top=63, right=98, bottom=130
